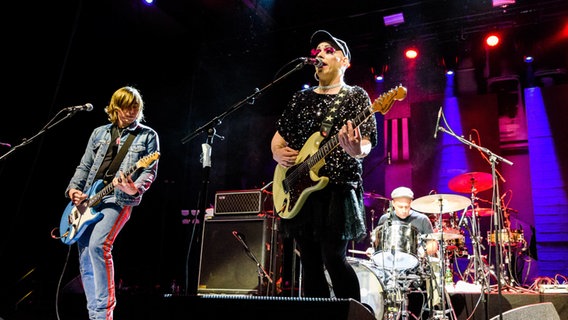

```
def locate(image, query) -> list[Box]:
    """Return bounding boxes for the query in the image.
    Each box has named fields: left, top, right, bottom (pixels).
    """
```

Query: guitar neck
left=305, top=106, right=374, bottom=168
left=87, top=164, right=139, bottom=207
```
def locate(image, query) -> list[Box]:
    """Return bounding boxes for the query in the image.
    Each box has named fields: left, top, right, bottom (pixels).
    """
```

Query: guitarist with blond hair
left=271, top=30, right=378, bottom=302
left=64, top=86, right=159, bottom=320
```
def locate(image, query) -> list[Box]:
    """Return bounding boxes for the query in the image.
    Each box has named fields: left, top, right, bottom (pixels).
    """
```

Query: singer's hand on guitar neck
left=339, top=120, right=371, bottom=158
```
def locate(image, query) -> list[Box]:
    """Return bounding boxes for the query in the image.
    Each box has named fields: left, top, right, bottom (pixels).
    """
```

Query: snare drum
left=327, top=257, right=385, bottom=320
left=371, top=221, right=419, bottom=271
left=487, top=229, right=524, bottom=246
left=444, top=235, right=468, bottom=256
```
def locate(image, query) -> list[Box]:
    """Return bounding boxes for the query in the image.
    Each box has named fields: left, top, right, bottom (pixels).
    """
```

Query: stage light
left=375, top=75, right=384, bottom=82
left=524, top=56, right=534, bottom=63
left=383, top=13, right=405, bottom=26
left=405, top=49, right=418, bottom=59
left=486, top=34, right=500, bottom=47
left=492, top=0, right=515, bottom=7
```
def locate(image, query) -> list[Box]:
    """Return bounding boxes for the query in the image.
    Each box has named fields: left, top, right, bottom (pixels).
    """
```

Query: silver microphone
left=387, top=152, right=391, bottom=165
left=300, top=57, right=324, bottom=68
left=65, top=103, right=94, bottom=112
left=469, top=133, right=472, bottom=149
left=433, top=106, right=442, bottom=138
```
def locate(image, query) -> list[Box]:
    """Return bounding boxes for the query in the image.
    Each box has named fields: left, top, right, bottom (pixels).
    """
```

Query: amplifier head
left=214, top=189, right=273, bottom=215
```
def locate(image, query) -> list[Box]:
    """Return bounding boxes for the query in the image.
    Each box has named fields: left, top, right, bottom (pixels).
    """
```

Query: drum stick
left=348, top=249, right=369, bottom=255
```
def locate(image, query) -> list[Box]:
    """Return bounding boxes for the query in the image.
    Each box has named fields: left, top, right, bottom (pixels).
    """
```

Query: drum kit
left=351, top=171, right=527, bottom=319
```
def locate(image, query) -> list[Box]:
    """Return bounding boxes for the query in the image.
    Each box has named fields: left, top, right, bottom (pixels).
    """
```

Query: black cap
left=310, top=30, right=351, bottom=61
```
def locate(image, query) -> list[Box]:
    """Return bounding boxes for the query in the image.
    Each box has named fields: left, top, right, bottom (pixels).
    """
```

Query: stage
left=12, top=290, right=564, bottom=320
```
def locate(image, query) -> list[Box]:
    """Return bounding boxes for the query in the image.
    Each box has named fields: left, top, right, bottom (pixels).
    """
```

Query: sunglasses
left=310, top=47, right=337, bottom=57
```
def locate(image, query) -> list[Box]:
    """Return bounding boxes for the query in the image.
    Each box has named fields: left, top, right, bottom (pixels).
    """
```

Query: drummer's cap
left=391, top=187, right=414, bottom=200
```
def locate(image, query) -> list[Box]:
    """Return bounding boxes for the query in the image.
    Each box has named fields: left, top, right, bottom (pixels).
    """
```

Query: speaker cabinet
left=197, top=215, right=280, bottom=295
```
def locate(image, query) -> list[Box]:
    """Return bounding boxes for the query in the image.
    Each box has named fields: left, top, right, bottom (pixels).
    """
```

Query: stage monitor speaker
left=160, top=295, right=375, bottom=320
left=489, top=302, right=560, bottom=320
left=197, top=216, right=280, bottom=295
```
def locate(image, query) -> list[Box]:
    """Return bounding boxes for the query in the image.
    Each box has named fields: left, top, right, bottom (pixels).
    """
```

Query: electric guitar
left=58, top=151, right=160, bottom=245
left=273, top=85, right=407, bottom=219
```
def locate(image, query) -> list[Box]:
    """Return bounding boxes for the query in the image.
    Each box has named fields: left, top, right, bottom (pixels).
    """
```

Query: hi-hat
left=363, top=192, right=389, bottom=207
left=448, top=172, right=493, bottom=193
left=465, top=207, right=494, bottom=217
left=411, top=194, right=471, bottom=214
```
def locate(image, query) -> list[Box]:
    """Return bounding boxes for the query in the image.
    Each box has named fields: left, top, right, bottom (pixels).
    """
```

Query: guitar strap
left=319, top=86, right=349, bottom=138
left=104, top=128, right=139, bottom=183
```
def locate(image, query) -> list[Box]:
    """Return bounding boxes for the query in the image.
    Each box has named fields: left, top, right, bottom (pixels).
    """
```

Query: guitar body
left=59, top=179, right=105, bottom=245
left=273, top=132, right=329, bottom=219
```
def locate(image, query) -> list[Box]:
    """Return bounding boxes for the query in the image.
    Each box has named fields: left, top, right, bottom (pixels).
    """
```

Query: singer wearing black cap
left=271, top=30, right=377, bottom=301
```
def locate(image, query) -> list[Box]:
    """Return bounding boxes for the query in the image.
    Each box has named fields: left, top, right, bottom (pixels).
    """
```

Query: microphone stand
left=0, top=109, right=82, bottom=161
left=436, top=120, right=512, bottom=320
left=232, top=231, right=273, bottom=295
left=179, top=58, right=312, bottom=295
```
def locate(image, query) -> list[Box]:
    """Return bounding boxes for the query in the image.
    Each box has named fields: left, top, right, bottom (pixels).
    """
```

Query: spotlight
left=405, top=49, right=418, bottom=59
left=485, top=34, right=500, bottom=47
left=524, top=56, right=534, bottom=63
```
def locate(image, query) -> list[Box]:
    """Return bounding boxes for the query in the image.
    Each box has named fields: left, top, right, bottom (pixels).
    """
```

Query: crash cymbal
left=363, top=192, right=389, bottom=207
left=465, top=207, right=494, bottom=217
left=448, top=172, right=493, bottom=193
left=411, top=194, right=471, bottom=214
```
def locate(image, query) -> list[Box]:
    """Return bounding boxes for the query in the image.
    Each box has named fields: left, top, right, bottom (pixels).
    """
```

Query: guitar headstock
left=371, top=85, right=407, bottom=115
left=136, top=151, right=160, bottom=169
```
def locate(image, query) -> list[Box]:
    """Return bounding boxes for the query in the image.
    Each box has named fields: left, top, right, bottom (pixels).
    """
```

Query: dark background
left=1, top=0, right=567, bottom=319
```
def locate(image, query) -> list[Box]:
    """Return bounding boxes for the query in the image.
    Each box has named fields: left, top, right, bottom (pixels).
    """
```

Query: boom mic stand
left=0, top=108, right=84, bottom=161
left=436, top=116, right=513, bottom=320
left=179, top=58, right=317, bottom=295
left=232, top=231, right=273, bottom=295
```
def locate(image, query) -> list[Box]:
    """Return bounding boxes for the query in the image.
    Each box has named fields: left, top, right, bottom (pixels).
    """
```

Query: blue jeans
left=77, top=200, right=132, bottom=320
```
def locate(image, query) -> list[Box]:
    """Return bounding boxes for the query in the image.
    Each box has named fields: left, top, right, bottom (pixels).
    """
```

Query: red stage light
left=486, top=34, right=500, bottom=47
left=405, top=49, right=418, bottom=59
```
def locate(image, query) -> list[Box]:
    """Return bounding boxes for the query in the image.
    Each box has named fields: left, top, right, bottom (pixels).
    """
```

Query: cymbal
left=411, top=194, right=471, bottom=214
left=465, top=207, right=494, bottom=217
left=448, top=172, right=493, bottom=193
left=363, top=192, right=389, bottom=207
left=422, top=232, right=464, bottom=241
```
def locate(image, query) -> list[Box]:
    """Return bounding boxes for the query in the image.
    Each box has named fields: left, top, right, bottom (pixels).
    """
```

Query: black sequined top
left=277, top=85, right=378, bottom=184
left=276, top=85, right=378, bottom=241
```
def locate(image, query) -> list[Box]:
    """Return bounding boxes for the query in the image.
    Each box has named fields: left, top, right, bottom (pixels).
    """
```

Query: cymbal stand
left=431, top=197, right=455, bottom=320
left=461, top=189, right=491, bottom=291
left=436, top=122, right=513, bottom=320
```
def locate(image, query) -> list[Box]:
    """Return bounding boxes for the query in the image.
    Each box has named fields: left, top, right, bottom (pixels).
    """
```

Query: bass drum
left=327, top=257, right=385, bottom=320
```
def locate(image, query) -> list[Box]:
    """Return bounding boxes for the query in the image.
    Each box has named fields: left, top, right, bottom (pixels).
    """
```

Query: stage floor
left=6, top=290, right=565, bottom=320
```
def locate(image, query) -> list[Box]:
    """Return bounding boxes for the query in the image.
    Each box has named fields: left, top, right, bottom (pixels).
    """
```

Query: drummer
left=369, top=186, right=438, bottom=257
